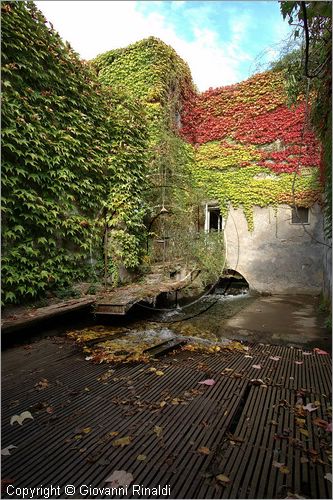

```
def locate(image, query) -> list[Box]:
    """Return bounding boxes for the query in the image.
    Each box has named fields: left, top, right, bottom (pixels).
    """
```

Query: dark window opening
left=291, top=207, right=309, bottom=224
left=209, top=208, right=221, bottom=231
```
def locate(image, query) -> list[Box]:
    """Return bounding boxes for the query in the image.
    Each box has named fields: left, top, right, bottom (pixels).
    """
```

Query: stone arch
left=215, top=268, right=250, bottom=294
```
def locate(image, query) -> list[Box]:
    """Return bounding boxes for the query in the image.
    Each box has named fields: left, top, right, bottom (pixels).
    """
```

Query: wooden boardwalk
left=1, top=297, right=95, bottom=334
left=95, top=269, right=199, bottom=315
left=1, top=337, right=332, bottom=499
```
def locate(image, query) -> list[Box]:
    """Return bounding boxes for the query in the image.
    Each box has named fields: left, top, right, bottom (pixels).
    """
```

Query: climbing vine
left=1, top=2, right=148, bottom=304
left=181, top=70, right=322, bottom=230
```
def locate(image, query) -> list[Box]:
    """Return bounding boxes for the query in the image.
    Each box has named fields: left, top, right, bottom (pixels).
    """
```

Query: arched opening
left=214, top=268, right=249, bottom=295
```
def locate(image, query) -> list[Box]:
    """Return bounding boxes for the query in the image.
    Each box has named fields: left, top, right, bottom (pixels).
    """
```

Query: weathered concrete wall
left=322, top=236, right=332, bottom=303
left=224, top=204, right=324, bottom=294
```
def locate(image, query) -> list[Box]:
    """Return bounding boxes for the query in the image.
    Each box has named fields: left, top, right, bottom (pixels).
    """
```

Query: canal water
left=98, top=287, right=331, bottom=351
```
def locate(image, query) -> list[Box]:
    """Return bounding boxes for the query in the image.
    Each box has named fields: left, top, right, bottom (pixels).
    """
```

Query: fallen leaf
left=105, top=470, right=133, bottom=487
left=294, top=361, right=303, bottom=365
left=270, top=420, right=278, bottom=426
left=303, top=403, right=318, bottom=412
left=295, top=418, right=306, bottom=427
left=112, top=436, right=132, bottom=447
left=160, top=401, right=167, bottom=408
left=1, top=445, right=17, bottom=456
left=250, top=379, right=265, bottom=386
left=313, top=348, right=329, bottom=355
left=299, top=429, right=309, bottom=437
left=109, top=431, right=119, bottom=438
left=155, top=371, right=164, bottom=376
left=326, top=422, right=332, bottom=432
left=302, top=352, right=312, bottom=356
left=300, top=457, right=309, bottom=464
left=148, top=367, right=157, bottom=372
left=244, top=355, right=253, bottom=358
left=82, top=427, right=92, bottom=434
left=324, top=473, right=332, bottom=483
left=197, top=446, right=210, bottom=455
left=34, top=378, right=49, bottom=390
left=136, top=454, right=147, bottom=461
left=153, top=426, right=163, bottom=437
left=252, top=365, right=261, bottom=370
left=272, top=461, right=284, bottom=468
left=10, top=411, right=33, bottom=426
left=279, top=465, right=290, bottom=474
left=198, top=379, right=215, bottom=386
left=269, top=356, right=280, bottom=361
left=313, top=418, right=329, bottom=428
left=171, top=398, right=182, bottom=405
left=216, top=474, right=231, bottom=484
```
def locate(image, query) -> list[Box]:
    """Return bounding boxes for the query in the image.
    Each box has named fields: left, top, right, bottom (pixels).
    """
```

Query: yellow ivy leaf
left=279, top=466, right=290, bottom=474
left=198, top=446, right=210, bottom=455
left=153, top=426, right=163, bottom=437
left=216, top=474, right=231, bottom=483
left=112, top=436, right=132, bottom=447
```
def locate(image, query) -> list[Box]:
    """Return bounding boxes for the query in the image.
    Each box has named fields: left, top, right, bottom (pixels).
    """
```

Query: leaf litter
left=105, top=470, right=133, bottom=487
left=10, top=411, right=33, bottom=426
left=1, top=445, right=17, bottom=456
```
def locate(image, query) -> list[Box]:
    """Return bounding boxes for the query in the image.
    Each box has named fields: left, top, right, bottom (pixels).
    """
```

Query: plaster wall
left=322, top=236, right=332, bottom=302
left=224, top=204, right=324, bottom=294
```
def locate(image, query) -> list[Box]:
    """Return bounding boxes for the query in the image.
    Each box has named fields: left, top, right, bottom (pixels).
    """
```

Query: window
left=291, top=206, right=309, bottom=224
left=204, top=204, right=223, bottom=232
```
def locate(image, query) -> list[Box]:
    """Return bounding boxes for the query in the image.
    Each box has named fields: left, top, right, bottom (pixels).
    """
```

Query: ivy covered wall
left=1, top=2, right=148, bottom=304
left=93, top=38, right=202, bottom=268
left=1, top=2, right=324, bottom=305
left=181, top=71, right=322, bottom=230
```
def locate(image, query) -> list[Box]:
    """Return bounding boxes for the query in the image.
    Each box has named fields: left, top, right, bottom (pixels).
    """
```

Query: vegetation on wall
left=279, top=1, right=332, bottom=237
left=1, top=2, right=148, bottom=304
left=93, top=39, right=209, bottom=265
left=2, top=2, right=326, bottom=305
left=181, top=70, right=322, bottom=230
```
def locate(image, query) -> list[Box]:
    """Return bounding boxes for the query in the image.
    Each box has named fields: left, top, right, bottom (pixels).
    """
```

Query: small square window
left=291, top=207, right=309, bottom=224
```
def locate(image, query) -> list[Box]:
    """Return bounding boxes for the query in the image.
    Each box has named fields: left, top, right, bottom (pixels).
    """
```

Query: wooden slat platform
left=95, top=270, right=199, bottom=315
left=1, top=297, right=95, bottom=334
left=1, top=338, right=331, bottom=499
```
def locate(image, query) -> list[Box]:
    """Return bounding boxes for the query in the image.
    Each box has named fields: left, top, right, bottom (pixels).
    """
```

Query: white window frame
left=204, top=203, right=224, bottom=233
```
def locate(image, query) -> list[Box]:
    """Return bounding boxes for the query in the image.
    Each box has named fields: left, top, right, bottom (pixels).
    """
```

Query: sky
left=35, top=0, right=293, bottom=91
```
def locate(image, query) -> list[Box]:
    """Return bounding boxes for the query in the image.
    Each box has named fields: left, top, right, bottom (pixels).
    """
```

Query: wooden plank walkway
left=1, top=338, right=331, bottom=499
left=95, top=269, right=199, bottom=315
left=1, top=297, right=95, bottom=334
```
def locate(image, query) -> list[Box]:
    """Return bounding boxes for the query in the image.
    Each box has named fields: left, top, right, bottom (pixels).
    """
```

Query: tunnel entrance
left=214, top=269, right=249, bottom=295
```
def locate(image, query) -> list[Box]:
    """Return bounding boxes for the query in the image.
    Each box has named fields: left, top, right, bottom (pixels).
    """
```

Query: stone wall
left=224, top=204, right=324, bottom=294
left=322, top=236, right=332, bottom=303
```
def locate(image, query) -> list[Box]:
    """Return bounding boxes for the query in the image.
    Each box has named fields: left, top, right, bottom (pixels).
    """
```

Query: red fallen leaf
left=313, top=348, right=329, bottom=355
left=198, top=379, right=215, bottom=386
left=312, top=417, right=329, bottom=428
